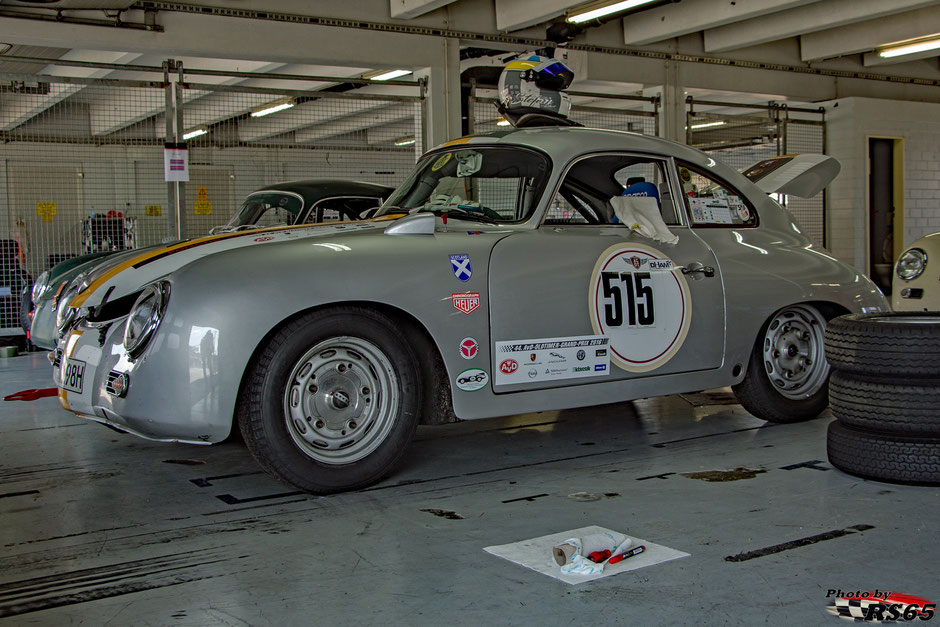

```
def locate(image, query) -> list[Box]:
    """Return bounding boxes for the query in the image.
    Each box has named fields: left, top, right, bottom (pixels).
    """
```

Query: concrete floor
left=1, top=350, right=937, bottom=626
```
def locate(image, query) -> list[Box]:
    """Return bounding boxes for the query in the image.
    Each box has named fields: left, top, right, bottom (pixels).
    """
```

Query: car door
left=487, top=152, right=726, bottom=392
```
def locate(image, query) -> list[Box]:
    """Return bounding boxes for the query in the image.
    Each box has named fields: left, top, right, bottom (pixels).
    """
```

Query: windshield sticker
left=459, top=337, right=479, bottom=359
left=456, top=368, right=488, bottom=392
left=452, top=292, right=480, bottom=314
left=689, top=197, right=734, bottom=224
left=589, top=243, right=692, bottom=373
left=494, top=335, right=610, bottom=386
left=431, top=153, right=452, bottom=171
left=449, top=253, right=472, bottom=281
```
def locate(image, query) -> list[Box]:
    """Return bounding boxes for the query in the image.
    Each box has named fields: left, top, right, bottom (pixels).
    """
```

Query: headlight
left=55, top=283, right=81, bottom=334
left=123, top=282, right=170, bottom=358
left=896, top=248, right=927, bottom=281
left=31, top=271, right=50, bottom=304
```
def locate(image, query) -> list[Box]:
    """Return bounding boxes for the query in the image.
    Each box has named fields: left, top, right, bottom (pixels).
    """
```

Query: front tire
left=238, top=307, right=421, bottom=494
left=732, top=304, right=831, bottom=423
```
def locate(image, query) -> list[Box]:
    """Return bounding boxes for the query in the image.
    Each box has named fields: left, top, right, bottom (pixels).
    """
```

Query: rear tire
left=827, top=421, right=940, bottom=485
left=732, top=304, right=831, bottom=423
left=238, top=307, right=421, bottom=494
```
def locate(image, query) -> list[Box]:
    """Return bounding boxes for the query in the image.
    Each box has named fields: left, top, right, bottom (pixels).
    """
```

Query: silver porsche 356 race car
left=52, top=127, right=887, bottom=493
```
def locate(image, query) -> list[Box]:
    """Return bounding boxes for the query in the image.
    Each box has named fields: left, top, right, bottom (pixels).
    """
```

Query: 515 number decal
left=601, top=271, right=654, bottom=327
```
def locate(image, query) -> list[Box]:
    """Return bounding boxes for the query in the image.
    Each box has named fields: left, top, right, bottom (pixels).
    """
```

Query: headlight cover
left=123, top=282, right=170, bottom=359
left=55, top=283, right=81, bottom=334
left=31, top=271, right=50, bottom=304
left=896, top=248, right=927, bottom=281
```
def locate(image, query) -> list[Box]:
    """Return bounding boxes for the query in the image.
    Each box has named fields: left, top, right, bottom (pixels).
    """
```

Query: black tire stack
left=823, top=312, right=940, bottom=485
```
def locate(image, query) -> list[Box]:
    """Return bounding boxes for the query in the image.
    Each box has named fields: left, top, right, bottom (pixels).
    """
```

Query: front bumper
left=54, top=319, right=227, bottom=444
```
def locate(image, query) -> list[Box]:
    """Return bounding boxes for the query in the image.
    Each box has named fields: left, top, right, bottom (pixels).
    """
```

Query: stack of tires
left=824, top=312, right=940, bottom=485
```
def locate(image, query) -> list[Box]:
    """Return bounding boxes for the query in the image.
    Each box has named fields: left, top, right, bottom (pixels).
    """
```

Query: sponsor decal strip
left=493, top=335, right=609, bottom=386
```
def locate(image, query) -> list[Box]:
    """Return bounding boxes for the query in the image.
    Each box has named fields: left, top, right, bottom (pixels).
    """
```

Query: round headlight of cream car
left=124, top=282, right=170, bottom=358
left=896, top=248, right=927, bottom=281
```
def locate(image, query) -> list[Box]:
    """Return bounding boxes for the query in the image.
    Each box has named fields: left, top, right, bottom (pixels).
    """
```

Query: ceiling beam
left=494, top=0, right=581, bottom=32
left=389, top=0, right=459, bottom=19
left=800, top=4, right=940, bottom=61
left=294, top=103, right=414, bottom=143
left=623, top=0, right=821, bottom=46
left=705, top=0, right=940, bottom=53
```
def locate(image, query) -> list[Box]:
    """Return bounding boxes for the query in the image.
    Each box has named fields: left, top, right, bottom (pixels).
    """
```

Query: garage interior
left=1, top=0, right=939, bottom=623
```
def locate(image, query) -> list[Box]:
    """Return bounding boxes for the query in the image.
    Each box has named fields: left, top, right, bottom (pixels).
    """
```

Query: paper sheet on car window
left=610, top=196, right=679, bottom=245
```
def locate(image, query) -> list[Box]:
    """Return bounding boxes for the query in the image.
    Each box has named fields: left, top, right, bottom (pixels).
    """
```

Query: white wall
left=824, top=97, right=940, bottom=270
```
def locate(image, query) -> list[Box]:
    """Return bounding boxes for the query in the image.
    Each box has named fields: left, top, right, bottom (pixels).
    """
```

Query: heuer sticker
left=456, top=368, right=488, bottom=392
left=493, top=335, right=610, bottom=385
left=449, top=253, right=472, bottom=282
left=459, top=337, right=479, bottom=359
left=589, top=243, right=692, bottom=373
left=452, top=292, right=480, bottom=314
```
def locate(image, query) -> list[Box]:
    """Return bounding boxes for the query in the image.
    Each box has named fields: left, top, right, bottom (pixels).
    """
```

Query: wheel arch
left=234, top=300, right=455, bottom=430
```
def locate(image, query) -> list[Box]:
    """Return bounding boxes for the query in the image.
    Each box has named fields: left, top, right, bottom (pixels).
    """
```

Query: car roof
left=433, top=126, right=742, bottom=182
left=249, top=179, right=396, bottom=201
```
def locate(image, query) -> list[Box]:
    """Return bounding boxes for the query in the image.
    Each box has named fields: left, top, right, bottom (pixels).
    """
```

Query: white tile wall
left=823, top=97, right=940, bottom=270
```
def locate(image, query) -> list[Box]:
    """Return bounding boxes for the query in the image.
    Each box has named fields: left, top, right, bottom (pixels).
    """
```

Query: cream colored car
left=893, top=232, right=940, bottom=311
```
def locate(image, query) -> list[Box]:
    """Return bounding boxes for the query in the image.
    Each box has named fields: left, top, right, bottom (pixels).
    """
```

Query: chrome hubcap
left=762, top=305, right=829, bottom=400
left=284, top=336, right=399, bottom=465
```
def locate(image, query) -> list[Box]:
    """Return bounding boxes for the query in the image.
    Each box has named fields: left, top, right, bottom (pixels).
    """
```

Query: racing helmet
left=497, top=55, right=574, bottom=127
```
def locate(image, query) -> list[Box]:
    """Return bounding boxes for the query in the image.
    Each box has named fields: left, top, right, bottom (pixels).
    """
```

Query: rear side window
left=676, top=161, right=757, bottom=227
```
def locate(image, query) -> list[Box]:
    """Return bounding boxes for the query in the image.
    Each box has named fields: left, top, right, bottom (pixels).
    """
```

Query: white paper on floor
left=483, top=525, right=690, bottom=585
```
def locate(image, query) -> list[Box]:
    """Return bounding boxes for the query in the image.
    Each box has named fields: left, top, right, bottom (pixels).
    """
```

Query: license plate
left=61, top=359, right=86, bottom=394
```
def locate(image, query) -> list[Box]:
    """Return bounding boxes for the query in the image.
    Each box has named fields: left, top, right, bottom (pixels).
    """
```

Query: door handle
left=680, top=263, right=715, bottom=278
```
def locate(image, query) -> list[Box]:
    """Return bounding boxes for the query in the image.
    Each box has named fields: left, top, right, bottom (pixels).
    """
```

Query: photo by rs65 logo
left=826, top=590, right=935, bottom=622
left=499, top=359, right=518, bottom=374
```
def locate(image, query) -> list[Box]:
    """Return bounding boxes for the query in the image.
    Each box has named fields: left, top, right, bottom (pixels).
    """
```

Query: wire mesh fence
left=180, top=83, right=424, bottom=236
left=0, top=61, right=425, bottom=307
left=686, top=99, right=827, bottom=245
left=468, top=86, right=658, bottom=136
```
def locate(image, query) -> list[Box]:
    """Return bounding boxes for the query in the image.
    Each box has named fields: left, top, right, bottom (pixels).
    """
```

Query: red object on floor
left=4, top=388, right=59, bottom=401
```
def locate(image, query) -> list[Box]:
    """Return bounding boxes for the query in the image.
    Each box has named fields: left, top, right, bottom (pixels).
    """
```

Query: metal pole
left=164, top=60, right=177, bottom=241
left=175, top=61, right=187, bottom=240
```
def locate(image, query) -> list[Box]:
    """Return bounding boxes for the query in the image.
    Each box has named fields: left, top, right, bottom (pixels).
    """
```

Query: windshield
left=376, top=146, right=551, bottom=223
left=226, top=192, right=304, bottom=228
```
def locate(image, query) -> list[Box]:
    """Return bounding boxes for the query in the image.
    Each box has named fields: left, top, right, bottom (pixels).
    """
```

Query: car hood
left=68, top=219, right=395, bottom=311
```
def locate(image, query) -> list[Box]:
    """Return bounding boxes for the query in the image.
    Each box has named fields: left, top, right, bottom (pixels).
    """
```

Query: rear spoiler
left=741, top=154, right=840, bottom=199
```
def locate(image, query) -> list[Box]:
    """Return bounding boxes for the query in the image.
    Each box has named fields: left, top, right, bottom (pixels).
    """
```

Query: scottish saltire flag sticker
left=449, top=253, right=472, bottom=281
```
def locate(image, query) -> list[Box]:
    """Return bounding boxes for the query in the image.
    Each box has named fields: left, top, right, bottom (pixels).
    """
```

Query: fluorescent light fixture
left=496, top=118, right=511, bottom=127
left=878, top=35, right=940, bottom=58
left=369, top=69, right=412, bottom=81
left=394, top=136, right=416, bottom=146
left=182, top=126, right=208, bottom=140
left=689, top=120, right=726, bottom=130
left=568, top=0, right=658, bottom=23
left=251, top=98, right=295, bottom=118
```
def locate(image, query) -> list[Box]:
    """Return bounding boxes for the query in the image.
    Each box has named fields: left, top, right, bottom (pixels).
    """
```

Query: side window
left=543, top=154, right=680, bottom=226
left=676, top=162, right=758, bottom=227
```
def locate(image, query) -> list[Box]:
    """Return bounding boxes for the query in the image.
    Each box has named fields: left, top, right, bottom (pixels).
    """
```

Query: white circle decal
left=589, top=243, right=692, bottom=373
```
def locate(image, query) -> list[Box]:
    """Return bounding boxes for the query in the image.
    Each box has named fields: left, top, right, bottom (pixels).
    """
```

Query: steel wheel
left=238, top=307, right=421, bottom=494
left=284, top=336, right=400, bottom=465
left=761, top=304, right=829, bottom=400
